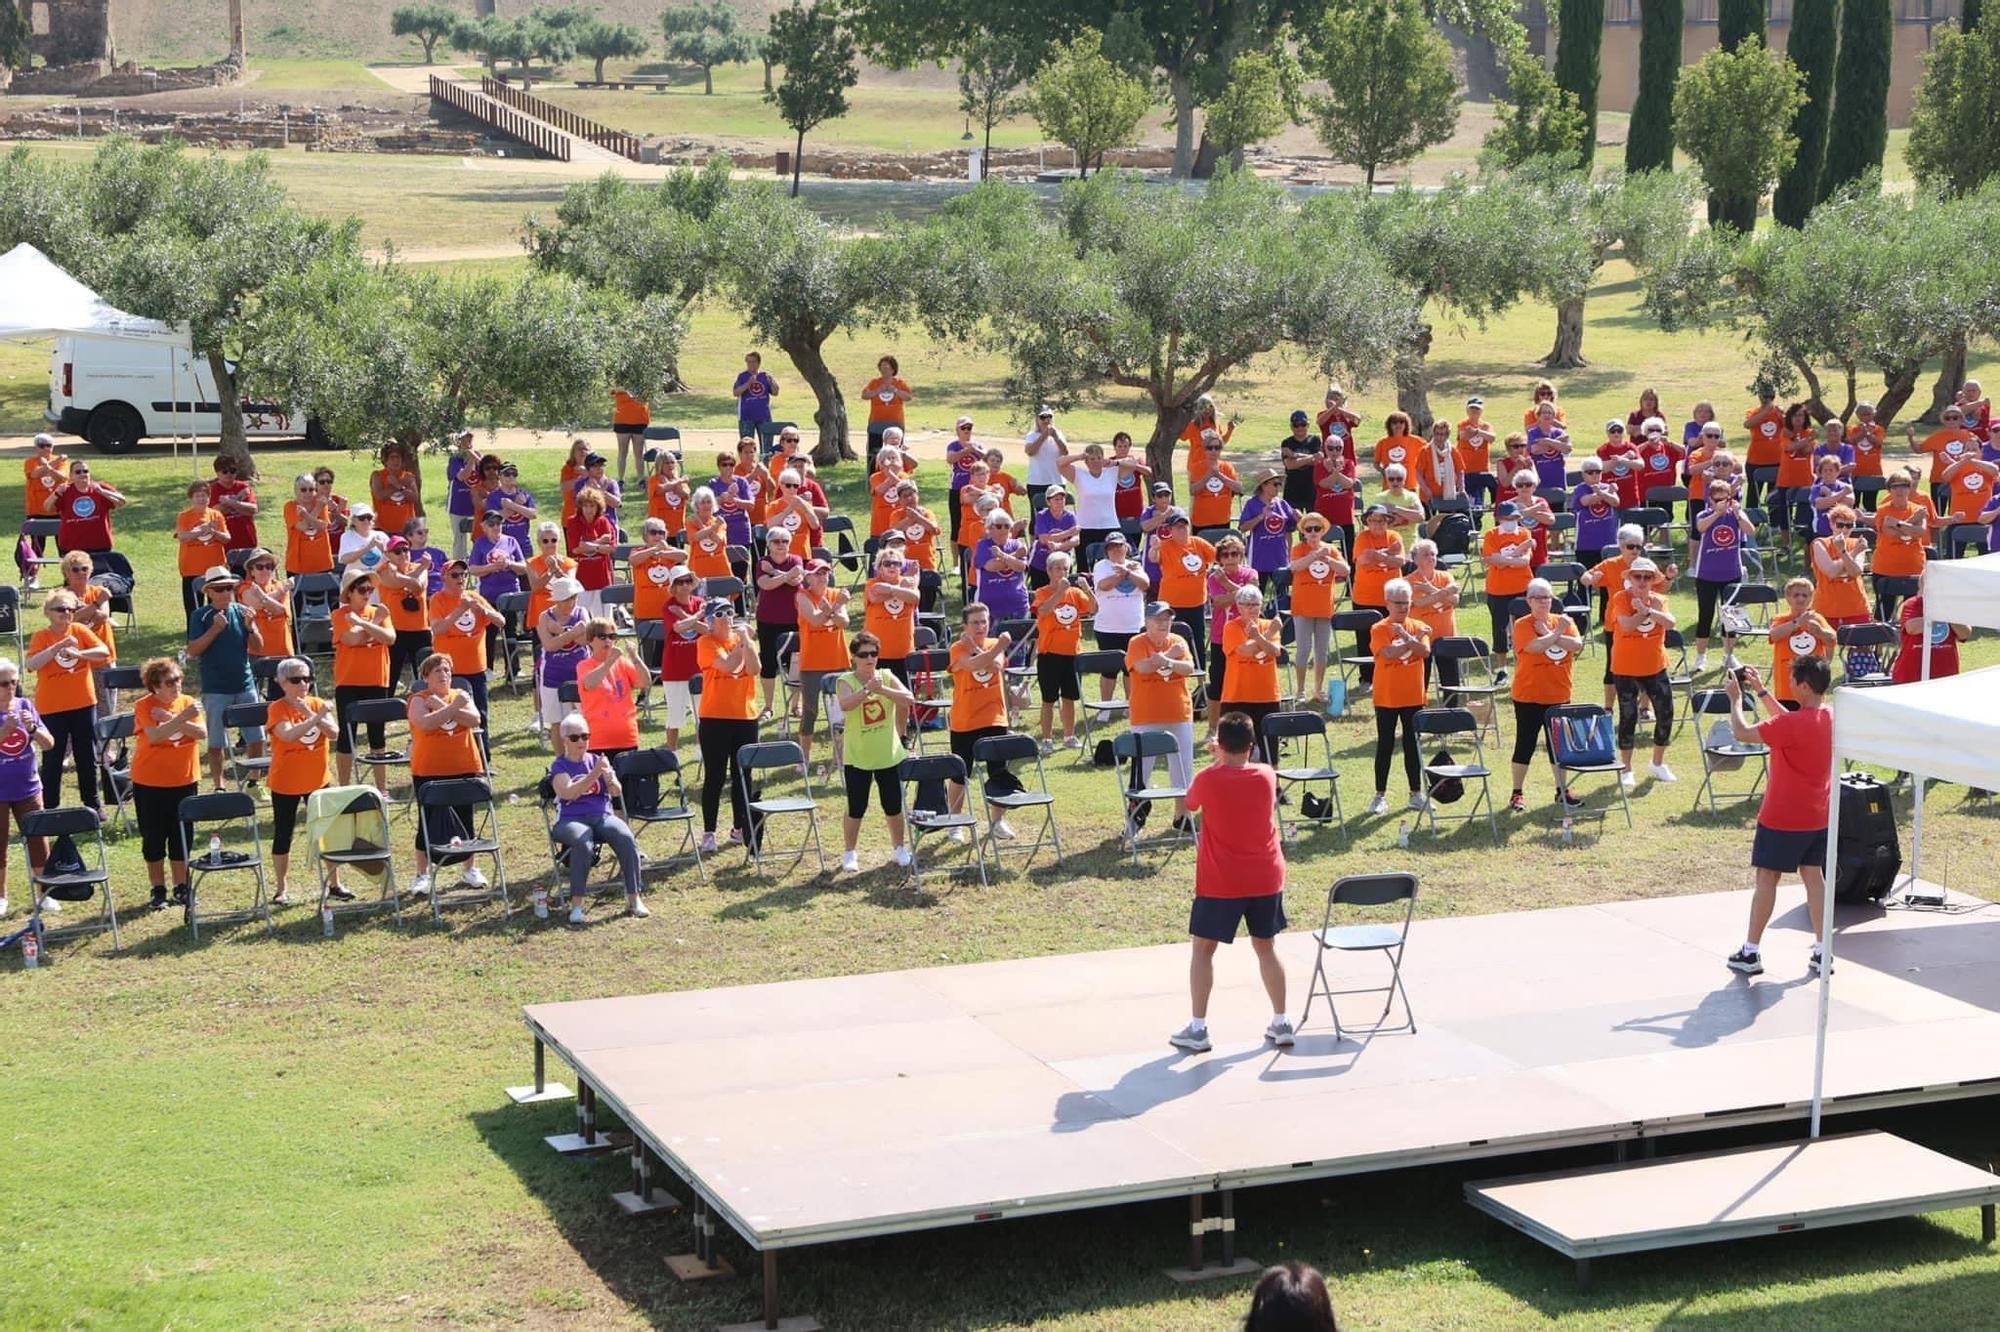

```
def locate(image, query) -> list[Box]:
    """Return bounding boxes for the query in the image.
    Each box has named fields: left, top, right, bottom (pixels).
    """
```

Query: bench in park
left=572, top=76, right=677, bottom=92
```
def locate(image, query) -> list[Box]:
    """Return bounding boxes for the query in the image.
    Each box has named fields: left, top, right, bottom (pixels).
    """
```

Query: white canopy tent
left=0, top=242, right=197, bottom=462
left=1811, top=552, right=2000, bottom=1133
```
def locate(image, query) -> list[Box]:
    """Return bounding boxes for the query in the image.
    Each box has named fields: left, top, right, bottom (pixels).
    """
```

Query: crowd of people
left=0, top=365, right=1986, bottom=952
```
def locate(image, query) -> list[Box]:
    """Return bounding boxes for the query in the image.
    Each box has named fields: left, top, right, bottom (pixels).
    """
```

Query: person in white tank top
left=1060, top=444, right=1125, bottom=545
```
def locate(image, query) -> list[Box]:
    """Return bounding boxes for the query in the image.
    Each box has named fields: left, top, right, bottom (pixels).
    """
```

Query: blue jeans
left=551, top=811, right=642, bottom=900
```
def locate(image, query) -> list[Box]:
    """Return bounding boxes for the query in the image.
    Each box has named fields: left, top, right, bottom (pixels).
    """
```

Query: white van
left=46, top=332, right=324, bottom=454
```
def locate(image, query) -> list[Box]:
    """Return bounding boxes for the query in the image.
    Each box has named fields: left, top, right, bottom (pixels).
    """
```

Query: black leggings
left=1615, top=671, right=1674, bottom=750
left=698, top=716, right=759, bottom=833
left=134, top=781, right=197, bottom=866
left=1511, top=700, right=1554, bottom=768
left=1374, top=704, right=1422, bottom=793
left=40, top=705, right=99, bottom=811
left=334, top=684, right=390, bottom=755
left=271, top=789, right=306, bottom=857
left=1693, top=578, right=1737, bottom=641
left=389, top=630, right=432, bottom=693
left=843, top=764, right=902, bottom=818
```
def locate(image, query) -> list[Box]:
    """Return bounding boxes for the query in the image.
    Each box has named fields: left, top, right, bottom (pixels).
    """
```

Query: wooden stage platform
left=518, top=887, right=2000, bottom=1319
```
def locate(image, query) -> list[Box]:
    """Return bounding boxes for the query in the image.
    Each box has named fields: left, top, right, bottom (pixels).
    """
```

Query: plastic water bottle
left=208, top=832, right=222, bottom=864
left=1396, top=820, right=1409, bottom=849
left=1561, top=816, right=1574, bottom=847
left=21, top=929, right=39, bottom=969
left=321, top=904, right=334, bottom=938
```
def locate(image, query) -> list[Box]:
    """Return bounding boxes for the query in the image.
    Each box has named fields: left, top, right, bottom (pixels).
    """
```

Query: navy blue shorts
left=1189, top=893, right=1288, bottom=943
left=1751, top=822, right=1828, bottom=873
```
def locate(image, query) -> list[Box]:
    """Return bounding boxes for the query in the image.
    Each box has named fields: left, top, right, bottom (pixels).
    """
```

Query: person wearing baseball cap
left=696, top=593, right=762, bottom=854
left=190, top=564, right=265, bottom=792
left=1280, top=410, right=1323, bottom=512
left=1607, top=556, right=1676, bottom=787
left=657, top=564, right=706, bottom=753
left=1153, top=508, right=1215, bottom=669
left=1456, top=396, right=1497, bottom=510
left=535, top=575, right=590, bottom=744
left=330, top=564, right=395, bottom=788
left=1089, top=530, right=1149, bottom=715
left=946, top=415, right=980, bottom=546
left=428, top=554, right=505, bottom=754
left=446, top=430, right=483, bottom=559
left=1023, top=405, right=1069, bottom=513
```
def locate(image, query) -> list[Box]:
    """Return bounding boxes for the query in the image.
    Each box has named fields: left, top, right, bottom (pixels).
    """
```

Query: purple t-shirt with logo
left=1239, top=497, right=1297, bottom=573
left=471, top=534, right=523, bottom=603
left=550, top=753, right=613, bottom=822
left=1694, top=504, right=1748, bottom=582
left=1030, top=509, right=1078, bottom=573
left=1527, top=426, right=1571, bottom=491
left=0, top=698, right=42, bottom=803
left=446, top=453, right=475, bottom=518
left=734, top=371, right=776, bottom=424
left=1572, top=489, right=1620, bottom=562
left=485, top=486, right=536, bottom=551
left=973, top=538, right=1029, bottom=619
left=1809, top=481, right=1854, bottom=537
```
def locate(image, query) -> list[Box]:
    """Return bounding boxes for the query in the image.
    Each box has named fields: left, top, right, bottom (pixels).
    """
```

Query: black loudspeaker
left=1835, top=772, right=1901, bottom=904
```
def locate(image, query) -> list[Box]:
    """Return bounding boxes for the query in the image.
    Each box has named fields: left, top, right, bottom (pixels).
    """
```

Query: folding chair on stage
left=972, top=732, right=1063, bottom=876
left=1261, top=710, right=1344, bottom=845
left=1112, top=730, right=1191, bottom=864
left=344, top=697, right=413, bottom=806
left=1415, top=707, right=1499, bottom=845
left=221, top=701, right=273, bottom=791
left=307, top=785, right=399, bottom=933
left=611, top=748, right=705, bottom=883
left=94, top=713, right=135, bottom=835
left=1544, top=703, right=1632, bottom=829
left=1837, top=622, right=1898, bottom=688
left=1071, top=649, right=1128, bottom=764
left=178, top=790, right=272, bottom=940
left=899, top=753, right=983, bottom=889
left=18, top=807, right=119, bottom=955
left=735, top=740, right=826, bottom=876
left=1688, top=688, right=1770, bottom=814
left=415, top=777, right=510, bottom=924
left=1299, top=871, right=1418, bottom=1042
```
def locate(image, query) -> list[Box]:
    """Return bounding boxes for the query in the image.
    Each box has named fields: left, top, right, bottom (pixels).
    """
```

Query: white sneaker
left=35, top=895, right=59, bottom=914
left=1264, top=1016, right=1297, bottom=1047
left=1365, top=794, right=1390, bottom=816
left=949, top=825, right=970, bottom=845
left=1406, top=792, right=1429, bottom=812
left=1168, top=1022, right=1212, bottom=1053
left=1693, top=651, right=1710, bottom=672
left=568, top=904, right=586, bottom=924
left=627, top=897, right=649, bottom=918
left=460, top=866, right=489, bottom=890
left=1038, top=737, right=1054, bottom=757
left=1649, top=762, right=1678, bottom=783
left=840, top=850, right=860, bottom=873
left=409, top=873, right=433, bottom=898
left=1062, top=735, right=1081, bottom=750
left=891, top=844, right=912, bottom=867
left=991, top=819, right=1017, bottom=840
left=1618, top=770, right=1636, bottom=791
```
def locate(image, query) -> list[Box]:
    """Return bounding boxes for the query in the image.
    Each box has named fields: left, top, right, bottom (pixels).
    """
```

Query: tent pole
left=1910, top=609, right=1935, bottom=890
left=1809, top=728, right=1844, bottom=1140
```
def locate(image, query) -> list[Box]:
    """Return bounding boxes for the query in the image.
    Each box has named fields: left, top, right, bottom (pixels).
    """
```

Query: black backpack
left=1426, top=749, right=1465, bottom=804
left=42, top=834, right=94, bottom=900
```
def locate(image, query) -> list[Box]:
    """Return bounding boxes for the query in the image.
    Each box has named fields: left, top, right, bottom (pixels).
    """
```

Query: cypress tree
left=1627, top=0, right=1685, bottom=171
left=1821, top=0, right=1892, bottom=198
left=1772, top=0, right=1839, bottom=225
left=1965, top=0, right=1982, bottom=31
left=1555, top=0, right=1607, bottom=164
left=1718, top=0, right=1766, bottom=50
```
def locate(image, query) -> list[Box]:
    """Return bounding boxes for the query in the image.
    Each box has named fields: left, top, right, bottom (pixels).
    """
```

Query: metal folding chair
left=1838, top=622, right=1899, bottom=687
left=1261, top=710, right=1345, bottom=845
left=307, top=785, right=400, bottom=934
left=0, top=584, right=21, bottom=659
left=1430, top=636, right=1503, bottom=747
left=1872, top=574, right=1919, bottom=623
left=1299, top=871, right=1419, bottom=1042
left=344, top=696, right=413, bottom=805
left=88, top=551, right=137, bottom=629
left=93, top=712, right=135, bottom=834
left=1719, top=582, right=1779, bottom=646
left=1331, top=608, right=1382, bottom=693
left=19, top=519, right=62, bottom=588
left=1544, top=703, right=1633, bottom=829
left=1414, top=707, right=1499, bottom=845
left=18, top=806, right=118, bottom=954
left=1112, top=730, right=1191, bottom=864
left=534, top=775, right=625, bottom=911
left=611, top=748, right=705, bottom=883
left=735, top=740, right=826, bottom=876
left=415, top=776, right=511, bottom=924
left=1071, top=649, right=1128, bottom=764
left=899, top=753, right=984, bottom=889
left=221, top=701, right=272, bottom=791
left=495, top=590, right=533, bottom=692
left=1663, top=629, right=1698, bottom=735
left=1688, top=688, right=1771, bottom=814
left=178, top=790, right=272, bottom=940
left=971, top=732, right=1063, bottom=876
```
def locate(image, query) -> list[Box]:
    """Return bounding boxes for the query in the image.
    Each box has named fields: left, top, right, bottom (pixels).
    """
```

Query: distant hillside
left=113, top=0, right=788, bottom=63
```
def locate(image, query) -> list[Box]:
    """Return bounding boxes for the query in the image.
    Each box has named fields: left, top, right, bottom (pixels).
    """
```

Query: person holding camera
left=1723, top=658, right=1833, bottom=977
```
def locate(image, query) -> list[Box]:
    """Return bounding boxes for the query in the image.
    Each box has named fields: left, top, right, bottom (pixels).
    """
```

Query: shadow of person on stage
left=1051, top=1046, right=1273, bottom=1131
left=1612, top=975, right=1812, bottom=1048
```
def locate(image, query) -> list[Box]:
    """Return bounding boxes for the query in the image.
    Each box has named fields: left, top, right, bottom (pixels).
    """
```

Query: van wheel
left=86, top=403, right=142, bottom=455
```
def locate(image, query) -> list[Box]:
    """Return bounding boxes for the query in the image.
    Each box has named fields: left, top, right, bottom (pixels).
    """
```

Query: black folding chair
left=1331, top=608, right=1382, bottom=693
left=20, top=518, right=62, bottom=587
left=1112, top=729, right=1192, bottom=865
left=1414, top=707, right=1499, bottom=845
left=612, top=748, right=705, bottom=883
left=972, top=732, right=1063, bottom=876
left=0, top=584, right=20, bottom=659
left=94, top=712, right=135, bottom=834
left=900, top=753, right=983, bottom=889
left=1300, top=872, right=1419, bottom=1042
left=18, top=806, right=118, bottom=954
left=1872, top=574, right=1920, bottom=623
left=1688, top=688, right=1771, bottom=814
left=1430, top=636, right=1503, bottom=747
left=1071, top=649, right=1128, bottom=764
left=495, top=590, right=533, bottom=691
left=344, top=697, right=413, bottom=805
left=178, top=790, right=272, bottom=940
left=414, top=777, right=510, bottom=924
left=221, top=701, right=272, bottom=791
left=1261, top=710, right=1344, bottom=845
left=534, top=775, right=620, bottom=913
left=1837, top=621, right=1898, bottom=688
left=736, top=740, right=826, bottom=877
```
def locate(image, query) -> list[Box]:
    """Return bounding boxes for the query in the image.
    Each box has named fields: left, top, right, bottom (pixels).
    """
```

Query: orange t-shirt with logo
left=1125, top=634, right=1193, bottom=725
left=77, top=583, right=116, bottom=662
left=30, top=623, right=102, bottom=714
left=1369, top=618, right=1432, bottom=709
left=890, top=507, right=938, bottom=572
left=798, top=589, right=852, bottom=671
left=383, top=561, right=430, bottom=633
left=1918, top=428, right=1978, bottom=485
left=1156, top=537, right=1216, bottom=609
left=687, top=524, right=731, bottom=580
left=1189, top=463, right=1239, bottom=529
left=864, top=577, right=919, bottom=659
left=132, top=693, right=202, bottom=788
left=176, top=508, right=229, bottom=578
left=648, top=476, right=688, bottom=537
left=1220, top=616, right=1281, bottom=703
left=1871, top=497, right=1934, bottom=577
left=373, top=468, right=419, bottom=536
left=632, top=550, right=681, bottom=622
left=410, top=688, right=481, bottom=777
left=697, top=631, right=758, bottom=720
left=430, top=589, right=492, bottom=676
left=1373, top=435, right=1418, bottom=475
left=1768, top=610, right=1834, bottom=703
left=283, top=500, right=334, bottom=575
left=1775, top=429, right=1817, bottom=489
left=1607, top=590, right=1669, bottom=676
left=1454, top=420, right=1494, bottom=475
left=1812, top=536, right=1870, bottom=621
left=237, top=583, right=294, bottom=659
left=24, top=453, right=65, bottom=518
left=526, top=554, right=577, bottom=628
left=1846, top=423, right=1886, bottom=478
left=579, top=656, right=646, bottom=752
left=1944, top=461, right=1996, bottom=522
left=1033, top=585, right=1093, bottom=657
left=1351, top=530, right=1404, bottom=607
left=1289, top=542, right=1344, bottom=618
left=1409, top=568, right=1458, bottom=640
left=1482, top=527, right=1535, bottom=597
left=1509, top=613, right=1579, bottom=705
left=1743, top=406, right=1785, bottom=467
left=949, top=638, right=1007, bottom=731
left=332, top=605, right=392, bottom=688
left=266, top=696, right=334, bottom=797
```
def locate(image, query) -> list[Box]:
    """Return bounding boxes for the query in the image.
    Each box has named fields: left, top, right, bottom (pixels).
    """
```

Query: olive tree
left=1522, top=164, right=1699, bottom=368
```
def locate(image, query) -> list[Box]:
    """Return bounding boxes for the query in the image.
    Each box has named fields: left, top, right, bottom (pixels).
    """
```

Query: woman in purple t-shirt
left=1237, top=474, right=1297, bottom=591
left=0, top=659, right=54, bottom=917
left=546, top=721, right=647, bottom=924
left=1690, top=478, right=1756, bottom=669
left=973, top=510, right=1031, bottom=621
left=1030, top=487, right=1080, bottom=590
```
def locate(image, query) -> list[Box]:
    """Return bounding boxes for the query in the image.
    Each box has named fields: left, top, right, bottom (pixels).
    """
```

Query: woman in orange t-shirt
left=1408, top=539, right=1461, bottom=690
left=1124, top=602, right=1198, bottom=826
left=1366, top=578, right=1432, bottom=815
left=429, top=560, right=505, bottom=754
left=861, top=355, right=912, bottom=464
left=862, top=550, right=920, bottom=682
left=1607, top=558, right=1676, bottom=783
left=264, top=657, right=336, bottom=906
left=406, top=653, right=485, bottom=899
left=330, top=570, right=396, bottom=788
left=283, top=473, right=336, bottom=577
left=369, top=443, right=423, bottom=537
left=59, top=551, right=117, bottom=706
left=1349, top=506, right=1404, bottom=686
left=1219, top=584, right=1282, bottom=754
left=1507, top=579, right=1584, bottom=811
left=27, top=590, right=110, bottom=812
left=1523, top=379, right=1566, bottom=430
left=793, top=562, right=851, bottom=770
left=578, top=621, right=650, bottom=759
left=1871, top=472, right=1932, bottom=620
left=948, top=603, right=1019, bottom=833
left=175, top=481, right=230, bottom=617
left=131, top=656, right=206, bottom=911
left=647, top=450, right=691, bottom=538
left=685, top=491, right=732, bottom=581
left=237, top=550, right=294, bottom=661
left=1810, top=505, right=1871, bottom=626
left=695, top=605, right=761, bottom=850
left=1286, top=513, right=1349, bottom=701
left=1773, top=403, right=1818, bottom=546
left=558, top=438, right=591, bottom=525
left=1768, top=579, right=1836, bottom=708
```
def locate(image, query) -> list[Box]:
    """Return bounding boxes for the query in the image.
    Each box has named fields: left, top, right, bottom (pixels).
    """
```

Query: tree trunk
left=1190, top=132, right=1221, bottom=179
left=1873, top=362, right=1923, bottom=426
left=785, top=334, right=855, bottom=466
left=1925, top=334, right=1968, bottom=424
left=421, top=34, right=438, bottom=63
left=1145, top=398, right=1201, bottom=491
left=595, top=56, right=607, bottom=83
left=1170, top=69, right=1196, bottom=178
left=981, top=121, right=994, bottom=179
left=1229, top=145, right=1245, bottom=174
left=703, top=64, right=713, bottom=95
left=1395, top=326, right=1436, bottom=433
left=1542, top=295, right=1588, bottom=368
left=762, top=55, right=773, bottom=93
left=790, top=128, right=804, bottom=197
left=1365, top=160, right=1378, bottom=189
left=207, top=349, right=256, bottom=477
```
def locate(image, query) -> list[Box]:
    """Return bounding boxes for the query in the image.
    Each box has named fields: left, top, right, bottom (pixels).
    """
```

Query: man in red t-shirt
left=1723, top=658, right=1834, bottom=977
left=1171, top=711, right=1293, bottom=1053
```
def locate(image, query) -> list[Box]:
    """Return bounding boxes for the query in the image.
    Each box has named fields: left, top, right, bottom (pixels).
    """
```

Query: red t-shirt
left=1185, top=761, right=1284, bottom=899
left=54, top=484, right=115, bottom=550
left=1755, top=705, right=1833, bottom=833
left=1892, top=595, right=1960, bottom=683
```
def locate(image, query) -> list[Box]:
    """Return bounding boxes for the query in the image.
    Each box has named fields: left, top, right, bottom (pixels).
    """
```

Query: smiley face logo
left=1759, top=422, right=1777, bottom=438
left=1181, top=552, right=1203, bottom=574
left=884, top=598, right=905, bottom=617
left=1387, top=446, right=1406, bottom=463
left=905, top=524, right=925, bottom=542
left=71, top=495, right=97, bottom=519
left=1206, top=476, right=1224, bottom=494
left=455, top=610, right=478, bottom=634
left=647, top=564, right=670, bottom=585
left=1789, top=631, right=1816, bottom=655
left=972, top=669, right=994, bottom=686
left=1712, top=525, right=1736, bottom=548
left=1053, top=604, right=1078, bottom=627
left=1545, top=645, right=1569, bottom=663
left=700, top=537, right=719, bottom=553
left=0, top=721, right=29, bottom=759
left=782, top=512, right=802, bottom=529
left=1947, top=440, right=1966, bottom=457
left=1966, top=473, right=1987, bottom=491
left=666, top=491, right=684, bottom=507
left=54, top=647, right=77, bottom=670
left=1308, top=560, right=1330, bottom=581
left=1263, top=510, right=1285, bottom=533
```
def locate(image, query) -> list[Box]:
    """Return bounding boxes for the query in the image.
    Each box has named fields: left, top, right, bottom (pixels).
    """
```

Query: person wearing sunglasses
left=646, top=449, right=691, bottom=541
left=237, top=549, right=294, bottom=662
left=524, top=518, right=578, bottom=636
left=369, top=443, right=424, bottom=539
left=1635, top=416, right=1685, bottom=509
left=712, top=450, right=759, bottom=552
left=485, top=464, right=537, bottom=551
left=174, top=480, right=230, bottom=618
left=1682, top=423, right=1728, bottom=561
left=22, top=434, right=67, bottom=587
left=565, top=487, right=618, bottom=619
left=208, top=454, right=260, bottom=553
left=573, top=452, right=622, bottom=523
left=265, top=657, right=341, bottom=908
left=0, top=656, right=54, bottom=919
left=131, top=658, right=206, bottom=912
left=445, top=431, right=483, bottom=559
left=696, top=603, right=762, bottom=852
left=1871, top=471, right=1933, bottom=621
left=188, top=565, right=266, bottom=794
left=331, top=569, right=396, bottom=789
left=732, top=351, right=779, bottom=449
left=793, top=560, right=851, bottom=775
left=1365, top=578, right=1433, bottom=817
left=57, top=551, right=117, bottom=722
left=429, top=559, right=505, bottom=756
left=578, top=618, right=649, bottom=765
left=1508, top=579, right=1585, bottom=812
left=860, top=354, right=912, bottom=470
left=284, top=474, right=336, bottom=578
left=535, top=577, right=591, bottom=743
left=45, top=458, right=127, bottom=557
left=766, top=467, right=825, bottom=549
left=833, top=630, right=913, bottom=872
left=1845, top=401, right=1886, bottom=511
left=547, top=719, right=648, bottom=922
left=886, top=480, right=939, bottom=579
left=1938, top=443, right=1999, bottom=528
left=1607, top=557, right=1676, bottom=787
left=862, top=548, right=919, bottom=687
left=1809, top=504, right=1872, bottom=628
left=972, top=509, right=1031, bottom=624
left=1582, top=524, right=1663, bottom=710
left=336, top=505, right=390, bottom=577
left=27, top=591, right=109, bottom=814
left=375, top=536, right=433, bottom=693
left=1807, top=454, right=1858, bottom=539
left=1202, top=534, right=1257, bottom=732
left=313, top=467, right=352, bottom=543
left=407, top=653, right=488, bottom=902
left=1688, top=479, right=1756, bottom=673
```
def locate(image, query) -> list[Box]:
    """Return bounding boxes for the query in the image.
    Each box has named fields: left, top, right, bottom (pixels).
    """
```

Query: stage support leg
left=718, top=1249, right=820, bottom=1332
left=545, top=1081, right=617, bottom=1156
left=1164, top=1189, right=1260, bottom=1283
left=612, top=1140, right=682, bottom=1215
left=1575, top=1257, right=1592, bottom=1289
left=667, top=1196, right=737, bottom=1281
left=505, top=1035, right=573, bottom=1105
left=1983, top=1204, right=1995, bottom=1244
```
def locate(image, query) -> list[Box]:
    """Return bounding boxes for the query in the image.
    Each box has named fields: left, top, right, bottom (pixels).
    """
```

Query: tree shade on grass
left=1626, top=0, right=1684, bottom=173
left=1554, top=0, right=1607, bottom=165
left=1772, top=0, right=1840, bottom=228
left=1820, top=0, right=1895, bottom=200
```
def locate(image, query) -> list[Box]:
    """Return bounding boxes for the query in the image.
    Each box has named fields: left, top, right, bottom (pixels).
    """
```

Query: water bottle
left=321, top=904, right=335, bottom=938
left=21, top=929, right=39, bottom=970
left=1561, top=816, right=1574, bottom=847
left=1396, top=820, right=1409, bottom=849
left=208, top=832, right=222, bottom=865
left=531, top=886, right=548, bottom=918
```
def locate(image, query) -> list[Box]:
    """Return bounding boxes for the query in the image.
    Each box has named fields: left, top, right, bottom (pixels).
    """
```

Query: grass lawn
left=0, top=432, right=1996, bottom=1329
left=243, top=57, right=395, bottom=94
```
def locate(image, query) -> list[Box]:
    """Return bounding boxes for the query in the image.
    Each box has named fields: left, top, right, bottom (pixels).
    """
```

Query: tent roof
left=1833, top=665, right=2000, bottom=792
left=1922, top=553, right=2000, bottom=633
left=0, top=243, right=186, bottom=345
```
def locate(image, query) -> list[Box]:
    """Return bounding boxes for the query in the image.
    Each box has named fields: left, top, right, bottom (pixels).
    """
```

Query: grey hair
left=0, top=655, right=18, bottom=678
left=536, top=520, right=561, bottom=540
left=691, top=486, right=716, bottom=511
left=1383, top=577, right=1413, bottom=602
left=1617, top=522, right=1644, bottom=542
left=1046, top=551, right=1072, bottom=574
left=1412, top=539, right=1439, bottom=559
left=1512, top=469, right=1538, bottom=488
left=1385, top=464, right=1407, bottom=482
left=1524, top=577, right=1554, bottom=600
left=777, top=468, right=802, bottom=488
left=278, top=656, right=311, bottom=680
left=882, top=426, right=904, bottom=444
left=31, top=433, right=53, bottom=449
